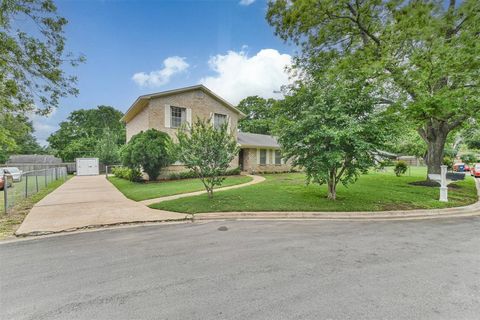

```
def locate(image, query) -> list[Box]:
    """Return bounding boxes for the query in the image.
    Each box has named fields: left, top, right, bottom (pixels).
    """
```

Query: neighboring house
left=122, top=85, right=293, bottom=177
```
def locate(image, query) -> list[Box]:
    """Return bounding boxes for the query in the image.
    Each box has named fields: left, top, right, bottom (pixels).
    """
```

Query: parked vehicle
left=2, top=167, right=23, bottom=182
left=464, top=164, right=470, bottom=172
left=471, top=163, right=480, bottom=178
left=453, top=163, right=466, bottom=172
left=0, top=169, right=13, bottom=191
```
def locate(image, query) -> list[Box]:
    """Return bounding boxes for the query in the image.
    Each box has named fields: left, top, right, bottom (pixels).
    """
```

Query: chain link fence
left=1, top=167, right=68, bottom=214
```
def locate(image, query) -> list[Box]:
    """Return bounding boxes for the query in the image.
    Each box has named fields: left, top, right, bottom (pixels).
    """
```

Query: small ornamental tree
left=176, top=119, right=239, bottom=198
left=276, top=81, right=394, bottom=200
left=95, top=128, right=120, bottom=165
left=120, top=129, right=173, bottom=181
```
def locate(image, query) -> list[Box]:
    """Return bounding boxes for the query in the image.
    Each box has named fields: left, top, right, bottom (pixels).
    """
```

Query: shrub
left=112, top=166, right=142, bottom=182
left=120, top=129, right=174, bottom=181
left=168, top=167, right=242, bottom=180
left=394, top=161, right=408, bottom=177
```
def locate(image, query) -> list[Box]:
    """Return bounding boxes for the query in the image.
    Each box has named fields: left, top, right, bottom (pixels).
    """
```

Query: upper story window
left=214, top=113, right=227, bottom=129
left=260, top=149, right=267, bottom=165
left=171, top=106, right=186, bottom=128
left=275, top=150, right=282, bottom=165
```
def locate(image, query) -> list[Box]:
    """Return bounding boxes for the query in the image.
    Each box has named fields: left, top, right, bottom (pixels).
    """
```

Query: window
left=275, top=150, right=282, bottom=165
left=171, top=106, right=186, bottom=128
left=260, top=149, right=267, bottom=165
left=214, top=113, right=227, bottom=129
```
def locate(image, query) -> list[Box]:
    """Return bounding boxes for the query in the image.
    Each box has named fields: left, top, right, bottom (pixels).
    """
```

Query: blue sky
left=34, top=0, right=296, bottom=145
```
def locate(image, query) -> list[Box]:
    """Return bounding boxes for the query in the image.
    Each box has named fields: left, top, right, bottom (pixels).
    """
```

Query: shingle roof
left=237, top=132, right=280, bottom=148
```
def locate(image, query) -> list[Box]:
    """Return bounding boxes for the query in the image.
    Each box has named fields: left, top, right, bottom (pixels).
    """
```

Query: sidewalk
left=141, top=174, right=265, bottom=205
left=15, top=176, right=187, bottom=236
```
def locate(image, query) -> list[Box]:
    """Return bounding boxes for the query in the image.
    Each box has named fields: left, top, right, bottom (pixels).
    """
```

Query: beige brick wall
left=126, top=106, right=149, bottom=141
left=125, top=88, right=241, bottom=180
left=241, top=148, right=293, bottom=174
left=146, top=89, right=239, bottom=142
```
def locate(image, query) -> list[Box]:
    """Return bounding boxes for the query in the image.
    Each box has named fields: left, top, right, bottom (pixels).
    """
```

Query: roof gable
left=122, top=85, right=245, bottom=123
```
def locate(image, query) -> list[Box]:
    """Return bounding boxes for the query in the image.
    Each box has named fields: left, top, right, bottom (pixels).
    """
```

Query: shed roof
left=237, top=132, right=280, bottom=148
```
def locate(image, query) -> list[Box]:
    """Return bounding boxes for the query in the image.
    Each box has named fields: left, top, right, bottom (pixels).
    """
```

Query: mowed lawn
left=150, top=167, right=478, bottom=213
left=109, top=175, right=253, bottom=201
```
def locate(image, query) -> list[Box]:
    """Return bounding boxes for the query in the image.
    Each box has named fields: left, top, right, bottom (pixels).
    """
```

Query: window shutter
left=210, top=112, right=214, bottom=126
left=256, top=149, right=260, bottom=165
left=227, top=115, right=231, bottom=132
left=186, top=108, right=192, bottom=125
left=164, top=105, right=171, bottom=128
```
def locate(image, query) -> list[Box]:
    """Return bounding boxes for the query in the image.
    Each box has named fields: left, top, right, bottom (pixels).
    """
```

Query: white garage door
left=76, top=158, right=99, bottom=176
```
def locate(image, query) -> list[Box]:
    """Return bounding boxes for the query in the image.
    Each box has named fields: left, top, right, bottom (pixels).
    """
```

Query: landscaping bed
left=149, top=168, right=478, bottom=213
left=108, top=175, right=253, bottom=201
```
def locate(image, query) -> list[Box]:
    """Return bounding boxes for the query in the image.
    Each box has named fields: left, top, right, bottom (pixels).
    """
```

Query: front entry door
left=239, top=149, right=244, bottom=171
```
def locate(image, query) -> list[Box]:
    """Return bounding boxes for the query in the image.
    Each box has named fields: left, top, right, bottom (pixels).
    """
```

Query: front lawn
left=109, top=175, right=253, bottom=201
left=150, top=167, right=478, bottom=213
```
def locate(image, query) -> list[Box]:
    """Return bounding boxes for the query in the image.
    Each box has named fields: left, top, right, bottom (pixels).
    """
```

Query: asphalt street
left=1, top=218, right=480, bottom=320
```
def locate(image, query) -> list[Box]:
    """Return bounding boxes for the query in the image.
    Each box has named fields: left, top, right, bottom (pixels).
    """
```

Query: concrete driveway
left=15, top=176, right=187, bottom=236
left=2, top=218, right=480, bottom=319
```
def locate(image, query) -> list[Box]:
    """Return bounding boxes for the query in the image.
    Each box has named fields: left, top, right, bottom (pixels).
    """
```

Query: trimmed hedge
left=168, top=167, right=242, bottom=180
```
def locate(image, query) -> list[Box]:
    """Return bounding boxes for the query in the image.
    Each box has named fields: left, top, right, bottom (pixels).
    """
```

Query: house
left=121, top=85, right=293, bottom=177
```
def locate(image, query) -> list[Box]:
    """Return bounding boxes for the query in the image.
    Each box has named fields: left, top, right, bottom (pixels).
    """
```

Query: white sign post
left=439, top=165, right=448, bottom=202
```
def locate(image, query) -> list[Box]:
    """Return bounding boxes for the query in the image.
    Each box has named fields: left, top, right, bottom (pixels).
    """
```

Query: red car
left=471, top=163, right=480, bottom=178
left=0, top=169, right=13, bottom=191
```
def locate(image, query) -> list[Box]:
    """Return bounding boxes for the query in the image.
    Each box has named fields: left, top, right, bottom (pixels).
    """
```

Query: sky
left=33, top=0, right=296, bottom=146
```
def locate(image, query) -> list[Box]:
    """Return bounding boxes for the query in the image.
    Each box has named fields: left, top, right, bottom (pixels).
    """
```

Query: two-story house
left=121, top=85, right=292, bottom=178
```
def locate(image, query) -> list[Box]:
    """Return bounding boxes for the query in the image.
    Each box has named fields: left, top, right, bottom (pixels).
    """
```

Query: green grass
left=108, top=175, right=253, bottom=201
left=150, top=167, right=478, bottom=213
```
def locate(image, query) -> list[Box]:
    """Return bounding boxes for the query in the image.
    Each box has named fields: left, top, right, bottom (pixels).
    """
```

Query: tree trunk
left=327, top=180, right=336, bottom=200
left=418, top=120, right=450, bottom=179
left=327, top=168, right=337, bottom=200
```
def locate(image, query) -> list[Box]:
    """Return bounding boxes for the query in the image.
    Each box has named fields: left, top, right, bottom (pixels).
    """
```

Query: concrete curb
left=140, top=174, right=265, bottom=206
left=14, top=217, right=191, bottom=238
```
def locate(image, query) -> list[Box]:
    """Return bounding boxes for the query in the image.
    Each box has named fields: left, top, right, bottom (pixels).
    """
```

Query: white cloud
left=239, top=0, right=256, bottom=5
left=132, top=56, right=189, bottom=87
left=200, top=49, right=292, bottom=105
left=30, top=112, right=58, bottom=147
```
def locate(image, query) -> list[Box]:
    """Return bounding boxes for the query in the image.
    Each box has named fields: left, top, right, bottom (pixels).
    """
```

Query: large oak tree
left=267, top=0, right=480, bottom=177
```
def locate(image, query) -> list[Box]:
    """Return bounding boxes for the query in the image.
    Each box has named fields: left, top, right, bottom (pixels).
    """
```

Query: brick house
left=121, top=85, right=293, bottom=177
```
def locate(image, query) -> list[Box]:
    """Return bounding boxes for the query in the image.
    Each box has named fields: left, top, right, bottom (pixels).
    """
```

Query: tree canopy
left=275, top=79, right=395, bottom=200
left=0, top=0, right=84, bottom=115
left=0, top=114, right=44, bottom=163
left=237, top=96, right=277, bottom=135
left=267, top=0, right=480, bottom=177
left=47, top=106, right=125, bottom=161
